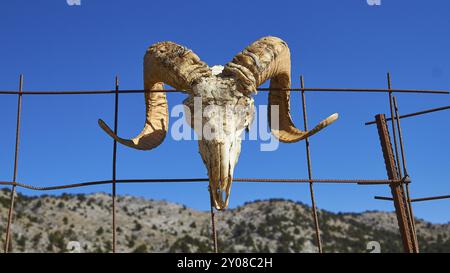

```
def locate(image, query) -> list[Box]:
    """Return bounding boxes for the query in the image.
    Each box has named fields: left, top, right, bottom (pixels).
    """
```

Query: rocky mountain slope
left=0, top=188, right=448, bottom=253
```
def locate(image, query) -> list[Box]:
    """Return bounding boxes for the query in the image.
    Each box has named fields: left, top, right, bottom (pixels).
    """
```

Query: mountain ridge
left=0, top=188, right=448, bottom=253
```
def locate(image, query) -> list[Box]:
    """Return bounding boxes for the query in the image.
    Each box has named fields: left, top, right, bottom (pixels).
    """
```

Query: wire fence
left=0, top=73, right=449, bottom=253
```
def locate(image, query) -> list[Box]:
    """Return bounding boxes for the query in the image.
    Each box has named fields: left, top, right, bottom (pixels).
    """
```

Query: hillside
left=0, top=188, right=448, bottom=253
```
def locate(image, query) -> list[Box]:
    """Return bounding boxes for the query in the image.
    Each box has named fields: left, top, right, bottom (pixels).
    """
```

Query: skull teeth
left=209, top=178, right=231, bottom=210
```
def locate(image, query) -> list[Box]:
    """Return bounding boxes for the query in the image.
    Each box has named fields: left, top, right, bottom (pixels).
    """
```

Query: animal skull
left=98, top=36, right=338, bottom=210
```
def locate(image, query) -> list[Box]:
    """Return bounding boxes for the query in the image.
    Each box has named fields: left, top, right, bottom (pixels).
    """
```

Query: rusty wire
left=387, top=74, right=403, bottom=180
left=365, top=105, right=450, bottom=125
left=111, top=76, right=119, bottom=253
left=3, top=75, right=23, bottom=253
left=0, top=87, right=448, bottom=96
left=375, top=195, right=450, bottom=203
left=208, top=187, right=218, bottom=253
left=0, top=178, right=404, bottom=191
left=393, top=96, right=418, bottom=250
left=300, top=76, right=323, bottom=253
left=386, top=75, right=418, bottom=252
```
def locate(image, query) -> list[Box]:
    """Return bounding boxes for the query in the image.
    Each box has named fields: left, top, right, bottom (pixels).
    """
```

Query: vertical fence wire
left=3, top=75, right=23, bottom=253
left=111, top=76, right=119, bottom=253
left=208, top=187, right=218, bottom=253
left=392, top=97, right=408, bottom=177
left=393, top=96, right=418, bottom=251
left=387, top=73, right=403, bottom=178
left=300, top=76, right=323, bottom=253
left=387, top=73, right=417, bottom=252
left=387, top=72, right=416, bottom=248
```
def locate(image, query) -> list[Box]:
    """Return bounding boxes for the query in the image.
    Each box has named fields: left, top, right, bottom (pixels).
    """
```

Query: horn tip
left=330, top=113, right=339, bottom=122
left=98, top=119, right=115, bottom=136
left=98, top=118, right=105, bottom=126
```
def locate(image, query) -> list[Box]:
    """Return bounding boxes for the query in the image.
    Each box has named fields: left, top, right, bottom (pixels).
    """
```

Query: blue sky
left=0, top=0, right=449, bottom=223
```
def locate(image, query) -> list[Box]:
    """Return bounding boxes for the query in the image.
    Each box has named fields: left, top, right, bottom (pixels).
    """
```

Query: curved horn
left=223, top=36, right=338, bottom=142
left=98, top=41, right=211, bottom=150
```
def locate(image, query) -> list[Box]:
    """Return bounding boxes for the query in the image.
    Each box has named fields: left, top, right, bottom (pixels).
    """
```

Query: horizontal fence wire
left=365, top=105, right=450, bottom=125
left=0, top=88, right=448, bottom=95
left=0, top=178, right=406, bottom=191
left=375, top=195, right=450, bottom=203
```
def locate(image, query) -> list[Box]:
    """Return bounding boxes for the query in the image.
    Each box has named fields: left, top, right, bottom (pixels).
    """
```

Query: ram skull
left=98, top=36, right=338, bottom=210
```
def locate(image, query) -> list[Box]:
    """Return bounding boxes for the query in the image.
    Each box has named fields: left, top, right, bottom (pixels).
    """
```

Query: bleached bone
left=98, top=37, right=338, bottom=210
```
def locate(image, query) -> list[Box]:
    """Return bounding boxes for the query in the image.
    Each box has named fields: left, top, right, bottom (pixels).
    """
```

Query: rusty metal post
left=4, top=75, right=23, bottom=253
left=300, top=76, right=323, bottom=253
left=375, top=114, right=417, bottom=253
left=111, top=76, right=119, bottom=253
left=208, top=187, right=218, bottom=253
